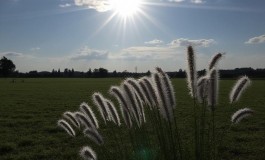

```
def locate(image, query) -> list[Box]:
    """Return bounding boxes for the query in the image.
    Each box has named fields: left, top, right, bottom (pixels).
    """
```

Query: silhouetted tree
left=146, top=70, right=151, bottom=76
left=93, top=68, right=108, bottom=77
left=0, top=56, right=16, bottom=77
left=58, top=69, right=61, bottom=77
left=87, top=68, right=92, bottom=77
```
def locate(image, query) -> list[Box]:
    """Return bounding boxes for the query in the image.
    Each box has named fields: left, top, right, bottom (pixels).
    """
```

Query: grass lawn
left=0, top=78, right=264, bottom=160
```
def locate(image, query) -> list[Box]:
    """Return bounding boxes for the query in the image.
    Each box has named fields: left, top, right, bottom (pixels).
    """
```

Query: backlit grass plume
left=63, top=111, right=80, bottom=128
left=83, top=128, right=104, bottom=145
left=109, top=86, right=132, bottom=128
left=156, top=67, right=176, bottom=108
left=138, top=79, right=154, bottom=109
left=122, top=82, right=142, bottom=127
left=57, top=119, right=75, bottom=137
left=105, top=99, right=121, bottom=126
left=197, top=75, right=209, bottom=103
left=231, top=108, right=254, bottom=124
left=186, top=45, right=197, bottom=98
left=208, top=53, right=224, bottom=70
left=229, top=76, right=251, bottom=103
left=57, top=46, right=255, bottom=160
left=92, top=92, right=110, bottom=123
left=80, top=146, right=97, bottom=160
left=75, top=112, right=96, bottom=129
left=207, top=68, right=219, bottom=109
left=140, top=77, right=159, bottom=107
left=80, top=102, right=99, bottom=128
left=153, top=72, right=173, bottom=121
left=126, top=78, right=149, bottom=106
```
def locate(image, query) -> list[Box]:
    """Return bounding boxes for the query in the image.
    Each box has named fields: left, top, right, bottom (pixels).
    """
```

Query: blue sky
left=0, top=0, right=265, bottom=72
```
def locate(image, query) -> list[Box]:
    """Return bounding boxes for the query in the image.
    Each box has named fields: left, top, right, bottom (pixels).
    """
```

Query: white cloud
left=170, top=38, right=215, bottom=47
left=0, top=52, right=23, bottom=57
left=191, top=0, right=205, bottom=4
left=70, top=47, right=109, bottom=60
left=245, top=34, right=265, bottom=44
left=59, top=3, right=72, bottom=8
left=115, top=46, right=180, bottom=60
left=145, top=39, right=164, bottom=45
left=168, top=0, right=185, bottom=2
left=30, top=47, right=40, bottom=51
left=74, top=0, right=111, bottom=12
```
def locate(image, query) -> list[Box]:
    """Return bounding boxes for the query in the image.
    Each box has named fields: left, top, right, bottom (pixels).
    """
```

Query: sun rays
left=109, top=0, right=142, bottom=18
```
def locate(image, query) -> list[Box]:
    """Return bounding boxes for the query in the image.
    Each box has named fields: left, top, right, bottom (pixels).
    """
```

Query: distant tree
left=0, top=56, right=16, bottom=77
left=112, top=70, right=117, bottom=77
left=58, top=69, right=61, bottom=77
left=51, top=69, right=55, bottom=77
left=28, top=70, right=39, bottom=77
left=64, top=68, right=69, bottom=77
left=87, top=68, right=92, bottom=77
left=93, top=68, right=108, bottom=77
left=146, top=70, right=151, bottom=76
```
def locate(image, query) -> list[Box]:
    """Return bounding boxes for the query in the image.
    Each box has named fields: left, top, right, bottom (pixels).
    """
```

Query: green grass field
left=0, top=78, right=264, bottom=160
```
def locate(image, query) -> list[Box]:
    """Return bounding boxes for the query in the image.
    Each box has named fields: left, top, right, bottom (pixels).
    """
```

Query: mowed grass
left=0, top=78, right=264, bottom=160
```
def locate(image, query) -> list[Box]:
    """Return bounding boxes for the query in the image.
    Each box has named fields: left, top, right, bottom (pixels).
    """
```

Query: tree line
left=0, top=56, right=265, bottom=78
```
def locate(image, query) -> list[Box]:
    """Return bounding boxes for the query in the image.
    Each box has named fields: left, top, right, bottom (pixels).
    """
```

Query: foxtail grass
left=83, top=128, right=104, bottom=145
left=63, top=111, right=80, bottom=128
left=80, top=146, right=97, bottom=160
left=208, top=53, right=224, bottom=70
left=57, top=46, right=255, bottom=160
left=92, top=92, right=110, bottom=123
left=229, top=76, right=251, bottom=103
left=186, top=45, right=197, bottom=98
left=80, top=102, right=99, bottom=128
left=57, top=119, right=75, bottom=137
left=231, top=108, right=254, bottom=124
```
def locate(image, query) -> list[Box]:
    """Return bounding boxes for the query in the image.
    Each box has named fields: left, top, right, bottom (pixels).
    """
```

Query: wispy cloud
left=70, top=47, right=109, bottom=60
left=30, top=47, right=40, bottom=51
left=245, top=34, right=265, bottom=44
left=74, top=0, right=111, bottom=12
left=168, top=0, right=206, bottom=4
left=59, top=3, right=72, bottom=8
left=115, top=46, right=179, bottom=60
left=191, top=0, right=205, bottom=4
left=0, top=52, right=23, bottom=57
left=168, top=0, right=185, bottom=2
left=170, top=38, right=215, bottom=47
left=145, top=39, right=164, bottom=45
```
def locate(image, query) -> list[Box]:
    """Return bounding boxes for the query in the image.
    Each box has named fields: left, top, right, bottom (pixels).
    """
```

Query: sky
left=0, top=0, right=265, bottom=73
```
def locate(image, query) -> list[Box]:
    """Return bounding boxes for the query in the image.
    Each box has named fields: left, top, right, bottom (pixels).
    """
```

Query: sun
left=109, top=0, right=142, bottom=18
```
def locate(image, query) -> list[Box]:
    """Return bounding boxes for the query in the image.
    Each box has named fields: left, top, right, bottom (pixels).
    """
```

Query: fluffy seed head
left=138, top=79, right=153, bottom=109
left=57, top=119, right=75, bottom=137
left=186, top=46, right=197, bottom=98
left=80, top=146, right=97, bottom=160
left=92, top=92, right=110, bottom=123
left=231, top=108, right=254, bottom=124
left=109, top=86, right=132, bottom=128
left=135, top=91, right=146, bottom=123
left=75, top=112, right=96, bottom=129
left=80, top=102, right=99, bottom=128
left=141, top=77, right=159, bottom=107
left=207, top=68, right=219, bottom=110
left=83, top=128, right=104, bottom=145
left=153, top=73, right=173, bottom=121
left=122, top=82, right=142, bottom=127
left=229, top=76, right=251, bottom=103
left=156, top=67, right=176, bottom=108
left=126, top=78, right=150, bottom=106
left=105, top=99, right=121, bottom=126
left=209, top=53, right=224, bottom=70
left=197, top=76, right=209, bottom=103
left=63, top=111, right=80, bottom=128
